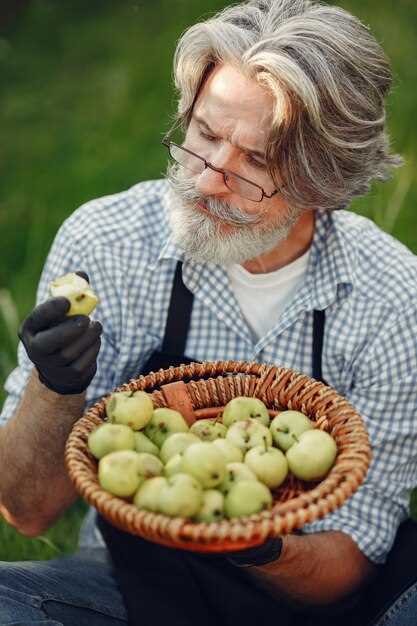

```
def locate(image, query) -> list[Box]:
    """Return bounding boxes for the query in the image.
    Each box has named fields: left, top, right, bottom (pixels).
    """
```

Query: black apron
left=97, top=261, right=417, bottom=626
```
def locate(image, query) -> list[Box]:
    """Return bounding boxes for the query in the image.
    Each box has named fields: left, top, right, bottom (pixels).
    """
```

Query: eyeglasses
left=162, top=140, right=279, bottom=203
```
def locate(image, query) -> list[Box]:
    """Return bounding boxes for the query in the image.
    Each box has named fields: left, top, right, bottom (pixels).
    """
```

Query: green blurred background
left=0, top=0, right=416, bottom=560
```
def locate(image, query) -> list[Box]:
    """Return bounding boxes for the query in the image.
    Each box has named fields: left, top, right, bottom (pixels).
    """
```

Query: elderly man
left=0, top=1, right=416, bottom=625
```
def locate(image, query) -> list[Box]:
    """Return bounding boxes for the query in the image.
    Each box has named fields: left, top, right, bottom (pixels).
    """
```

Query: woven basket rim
left=65, top=360, right=372, bottom=552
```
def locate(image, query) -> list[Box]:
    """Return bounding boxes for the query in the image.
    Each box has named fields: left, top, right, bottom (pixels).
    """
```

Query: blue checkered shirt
left=2, top=179, right=417, bottom=564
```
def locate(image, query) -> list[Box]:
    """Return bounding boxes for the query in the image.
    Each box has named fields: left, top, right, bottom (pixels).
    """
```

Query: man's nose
left=194, top=146, right=234, bottom=197
left=194, top=164, right=229, bottom=197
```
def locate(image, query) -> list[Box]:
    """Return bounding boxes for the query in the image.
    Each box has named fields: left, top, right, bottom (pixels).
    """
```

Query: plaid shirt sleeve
left=1, top=205, right=127, bottom=424
left=302, top=303, right=417, bottom=564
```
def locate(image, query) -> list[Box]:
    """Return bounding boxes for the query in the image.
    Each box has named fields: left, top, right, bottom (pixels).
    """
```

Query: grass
left=0, top=0, right=416, bottom=561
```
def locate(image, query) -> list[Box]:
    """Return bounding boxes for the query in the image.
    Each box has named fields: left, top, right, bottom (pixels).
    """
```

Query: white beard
left=165, top=164, right=303, bottom=267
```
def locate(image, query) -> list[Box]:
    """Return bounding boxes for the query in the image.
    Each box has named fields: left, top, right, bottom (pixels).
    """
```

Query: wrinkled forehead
left=193, top=64, right=275, bottom=147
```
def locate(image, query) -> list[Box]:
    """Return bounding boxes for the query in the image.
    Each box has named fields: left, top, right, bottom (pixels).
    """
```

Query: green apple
left=159, top=473, right=203, bottom=518
left=88, top=423, right=135, bottom=459
left=106, top=390, right=154, bottom=431
left=270, top=411, right=314, bottom=451
left=134, top=432, right=160, bottom=457
left=218, top=462, right=257, bottom=495
left=212, top=438, right=243, bottom=464
left=222, top=397, right=270, bottom=427
left=181, top=442, right=227, bottom=488
left=136, top=452, right=164, bottom=479
left=193, top=489, right=225, bottom=523
left=144, top=408, right=189, bottom=448
left=224, top=480, right=273, bottom=518
left=159, top=432, right=200, bottom=464
left=190, top=418, right=227, bottom=441
left=164, top=452, right=184, bottom=477
left=98, top=450, right=144, bottom=498
left=226, top=418, right=272, bottom=454
left=134, top=476, right=168, bottom=512
left=286, top=429, right=337, bottom=481
left=48, top=272, right=98, bottom=316
left=244, top=445, right=288, bottom=488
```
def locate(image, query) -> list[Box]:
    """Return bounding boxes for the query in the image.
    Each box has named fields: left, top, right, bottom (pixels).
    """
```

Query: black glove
left=224, top=536, right=283, bottom=568
left=18, top=271, right=103, bottom=395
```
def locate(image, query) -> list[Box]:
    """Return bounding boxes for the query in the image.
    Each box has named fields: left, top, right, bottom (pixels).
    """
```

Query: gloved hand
left=224, top=536, right=283, bottom=568
left=18, top=271, right=103, bottom=395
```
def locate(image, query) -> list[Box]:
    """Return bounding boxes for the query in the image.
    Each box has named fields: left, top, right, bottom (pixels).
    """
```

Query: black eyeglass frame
left=162, top=139, right=280, bottom=203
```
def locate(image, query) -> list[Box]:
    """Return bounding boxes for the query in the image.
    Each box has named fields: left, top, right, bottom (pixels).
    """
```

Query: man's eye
left=199, top=130, right=217, bottom=142
left=246, top=155, right=266, bottom=169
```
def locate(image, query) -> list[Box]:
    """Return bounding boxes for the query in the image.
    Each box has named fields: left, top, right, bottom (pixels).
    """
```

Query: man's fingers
left=60, top=321, right=102, bottom=363
left=29, top=315, right=90, bottom=356
left=22, top=297, right=71, bottom=336
left=69, top=337, right=102, bottom=376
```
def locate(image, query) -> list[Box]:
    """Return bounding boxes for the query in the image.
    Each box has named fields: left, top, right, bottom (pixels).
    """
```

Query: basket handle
left=160, top=380, right=281, bottom=425
left=160, top=381, right=197, bottom=426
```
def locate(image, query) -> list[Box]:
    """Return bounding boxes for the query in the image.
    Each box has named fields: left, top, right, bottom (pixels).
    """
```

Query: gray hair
left=173, top=0, right=403, bottom=211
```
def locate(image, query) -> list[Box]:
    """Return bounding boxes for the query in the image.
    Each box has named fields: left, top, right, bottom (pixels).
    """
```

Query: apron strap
left=159, top=260, right=327, bottom=384
left=161, top=260, right=194, bottom=356
left=312, top=309, right=326, bottom=384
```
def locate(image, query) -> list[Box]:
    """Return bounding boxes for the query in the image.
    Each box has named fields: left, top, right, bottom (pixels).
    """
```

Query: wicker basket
left=65, top=360, right=371, bottom=553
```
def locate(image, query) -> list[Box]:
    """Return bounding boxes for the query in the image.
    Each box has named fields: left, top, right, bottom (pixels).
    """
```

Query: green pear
left=181, top=442, right=227, bottom=488
left=218, top=462, right=257, bottom=495
left=190, top=418, right=227, bottom=441
left=159, top=432, right=200, bottom=464
left=244, top=445, right=288, bottom=488
left=224, top=480, right=273, bottom=518
left=212, top=438, right=243, bottom=464
left=270, top=411, right=314, bottom=451
left=159, top=473, right=203, bottom=518
left=88, top=423, right=135, bottom=459
left=134, top=432, right=160, bottom=457
left=134, top=476, right=168, bottom=512
left=286, top=429, right=337, bottom=481
left=222, top=397, right=270, bottom=427
left=194, top=489, right=225, bottom=523
left=164, top=452, right=184, bottom=477
left=226, top=418, right=272, bottom=454
left=136, top=452, right=164, bottom=479
left=106, top=390, right=154, bottom=431
left=144, top=408, right=189, bottom=448
left=98, top=450, right=144, bottom=498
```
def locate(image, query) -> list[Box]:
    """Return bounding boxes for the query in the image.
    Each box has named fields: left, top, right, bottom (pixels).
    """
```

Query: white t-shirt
left=227, top=249, right=310, bottom=341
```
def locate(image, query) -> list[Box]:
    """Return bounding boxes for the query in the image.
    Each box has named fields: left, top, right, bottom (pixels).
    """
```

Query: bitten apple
left=48, top=272, right=98, bottom=316
left=106, top=390, right=154, bottom=431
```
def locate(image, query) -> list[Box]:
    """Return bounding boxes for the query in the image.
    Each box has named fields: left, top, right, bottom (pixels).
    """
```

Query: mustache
left=166, top=163, right=264, bottom=226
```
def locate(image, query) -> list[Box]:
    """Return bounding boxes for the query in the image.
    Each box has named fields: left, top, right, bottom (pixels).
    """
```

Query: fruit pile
left=88, top=392, right=338, bottom=522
